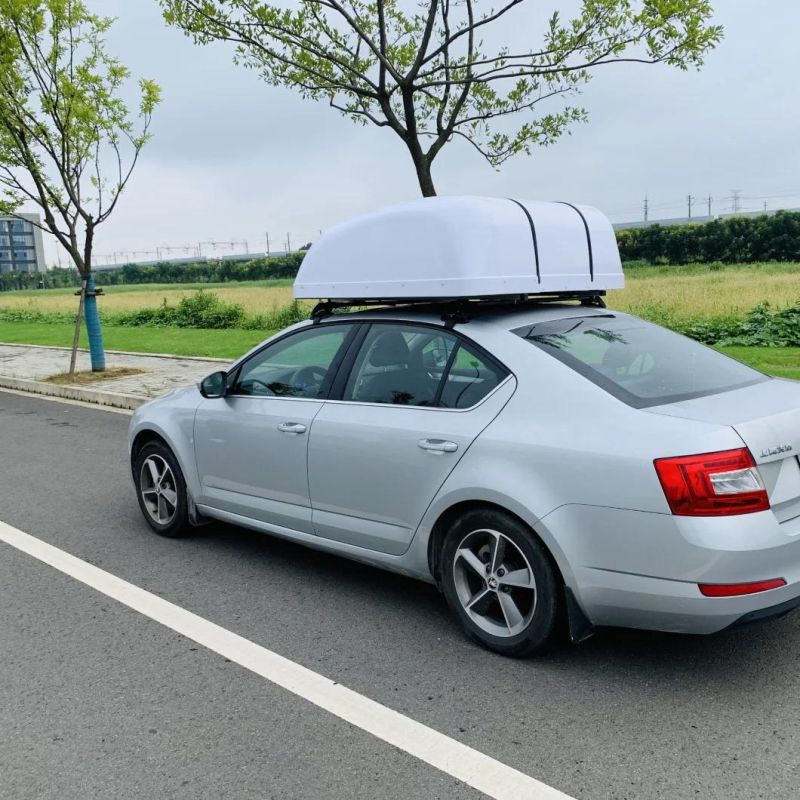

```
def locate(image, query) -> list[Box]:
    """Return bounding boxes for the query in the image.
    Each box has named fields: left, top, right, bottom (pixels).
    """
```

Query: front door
left=307, top=323, right=515, bottom=554
left=194, top=323, right=356, bottom=532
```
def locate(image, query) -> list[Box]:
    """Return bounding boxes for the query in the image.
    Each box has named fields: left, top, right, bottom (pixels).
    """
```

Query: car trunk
left=647, top=378, right=800, bottom=524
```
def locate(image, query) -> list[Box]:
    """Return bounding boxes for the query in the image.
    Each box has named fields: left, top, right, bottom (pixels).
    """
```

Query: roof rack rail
left=310, top=291, right=606, bottom=327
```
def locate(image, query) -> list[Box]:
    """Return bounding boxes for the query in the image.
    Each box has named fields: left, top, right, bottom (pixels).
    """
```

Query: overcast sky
left=31, top=1, right=800, bottom=266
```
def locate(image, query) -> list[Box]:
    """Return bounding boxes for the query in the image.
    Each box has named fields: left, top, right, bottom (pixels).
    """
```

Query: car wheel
left=441, top=509, right=559, bottom=657
left=133, top=441, right=191, bottom=538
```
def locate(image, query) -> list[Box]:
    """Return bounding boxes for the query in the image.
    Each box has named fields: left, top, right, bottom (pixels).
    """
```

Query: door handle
left=277, top=422, right=307, bottom=434
left=418, top=438, right=458, bottom=453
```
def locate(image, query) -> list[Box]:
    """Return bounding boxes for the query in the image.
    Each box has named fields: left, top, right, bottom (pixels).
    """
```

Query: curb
left=0, top=341, right=229, bottom=364
left=0, top=375, right=145, bottom=411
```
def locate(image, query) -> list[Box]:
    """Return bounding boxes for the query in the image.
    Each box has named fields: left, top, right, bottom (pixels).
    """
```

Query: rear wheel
left=441, top=509, right=559, bottom=656
left=133, top=441, right=190, bottom=537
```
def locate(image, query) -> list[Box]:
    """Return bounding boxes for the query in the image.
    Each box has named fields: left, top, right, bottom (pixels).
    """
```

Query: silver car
left=129, top=302, right=800, bottom=655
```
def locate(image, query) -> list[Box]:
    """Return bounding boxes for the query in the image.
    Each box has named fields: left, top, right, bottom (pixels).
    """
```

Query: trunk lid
left=647, top=378, right=800, bottom=523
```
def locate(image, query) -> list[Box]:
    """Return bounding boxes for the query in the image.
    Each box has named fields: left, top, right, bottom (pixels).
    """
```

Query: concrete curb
left=0, top=341, right=229, bottom=364
left=0, top=375, right=145, bottom=411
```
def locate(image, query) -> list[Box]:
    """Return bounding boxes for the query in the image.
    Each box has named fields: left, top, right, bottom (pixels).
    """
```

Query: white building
left=0, top=213, right=46, bottom=272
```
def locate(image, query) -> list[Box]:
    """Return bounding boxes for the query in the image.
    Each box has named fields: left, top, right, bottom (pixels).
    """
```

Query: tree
left=161, top=0, right=721, bottom=197
left=0, top=0, right=161, bottom=374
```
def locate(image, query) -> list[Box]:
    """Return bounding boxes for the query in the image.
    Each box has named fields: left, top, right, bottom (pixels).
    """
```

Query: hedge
left=0, top=251, right=305, bottom=292
left=616, top=211, right=800, bottom=265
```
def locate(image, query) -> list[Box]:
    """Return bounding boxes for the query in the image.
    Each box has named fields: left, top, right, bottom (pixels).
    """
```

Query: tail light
left=654, top=448, right=769, bottom=516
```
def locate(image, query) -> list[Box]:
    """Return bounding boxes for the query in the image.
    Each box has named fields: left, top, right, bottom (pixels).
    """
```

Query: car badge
left=760, top=444, right=793, bottom=458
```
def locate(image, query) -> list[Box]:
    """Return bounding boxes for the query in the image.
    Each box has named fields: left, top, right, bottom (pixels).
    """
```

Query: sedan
left=129, top=302, right=800, bottom=655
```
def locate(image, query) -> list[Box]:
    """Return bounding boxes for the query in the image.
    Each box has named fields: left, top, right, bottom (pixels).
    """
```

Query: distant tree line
left=0, top=252, right=305, bottom=291
left=616, top=211, right=800, bottom=264
left=3, top=213, right=800, bottom=294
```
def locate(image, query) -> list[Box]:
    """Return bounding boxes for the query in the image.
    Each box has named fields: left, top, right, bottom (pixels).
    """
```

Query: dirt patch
left=47, top=366, right=147, bottom=385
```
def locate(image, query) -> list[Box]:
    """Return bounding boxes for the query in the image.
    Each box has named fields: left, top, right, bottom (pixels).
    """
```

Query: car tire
left=133, top=441, right=191, bottom=538
left=441, top=508, right=559, bottom=657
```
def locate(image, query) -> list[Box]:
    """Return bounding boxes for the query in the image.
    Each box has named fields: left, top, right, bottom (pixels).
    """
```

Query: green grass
left=2, top=320, right=800, bottom=379
left=0, top=321, right=275, bottom=359
left=716, top=346, right=800, bottom=381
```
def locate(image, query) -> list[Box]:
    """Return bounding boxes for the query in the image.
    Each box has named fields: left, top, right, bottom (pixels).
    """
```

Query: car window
left=515, top=315, right=767, bottom=408
left=438, top=343, right=506, bottom=409
left=343, top=324, right=456, bottom=406
left=341, top=324, right=506, bottom=408
left=234, top=324, right=354, bottom=398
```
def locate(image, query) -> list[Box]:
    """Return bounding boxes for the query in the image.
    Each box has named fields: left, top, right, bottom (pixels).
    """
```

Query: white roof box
left=293, top=196, right=623, bottom=301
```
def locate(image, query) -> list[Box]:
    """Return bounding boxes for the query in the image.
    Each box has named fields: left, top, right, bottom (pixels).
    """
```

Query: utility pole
left=687, top=194, right=695, bottom=219
left=265, top=232, right=271, bottom=258
left=763, top=201, right=768, bottom=213
left=643, top=193, right=649, bottom=222
left=707, top=195, right=713, bottom=217
left=287, top=233, right=292, bottom=253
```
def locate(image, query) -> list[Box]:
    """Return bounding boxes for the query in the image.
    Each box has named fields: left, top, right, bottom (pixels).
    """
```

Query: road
left=1, top=389, right=798, bottom=800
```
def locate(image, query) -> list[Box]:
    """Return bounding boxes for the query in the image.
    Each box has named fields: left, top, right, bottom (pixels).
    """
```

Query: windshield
left=514, top=315, right=768, bottom=408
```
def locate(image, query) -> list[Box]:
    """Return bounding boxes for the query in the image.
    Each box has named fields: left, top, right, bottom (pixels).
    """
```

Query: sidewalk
left=0, top=344, right=228, bottom=410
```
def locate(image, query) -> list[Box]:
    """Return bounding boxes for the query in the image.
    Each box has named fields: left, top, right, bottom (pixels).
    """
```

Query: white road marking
left=0, top=519, right=574, bottom=800
left=0, top=387, right=134, bottom=415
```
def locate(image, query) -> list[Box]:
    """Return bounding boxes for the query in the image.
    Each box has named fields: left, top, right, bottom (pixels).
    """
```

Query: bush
left=114, top=290, right=248, bottom=329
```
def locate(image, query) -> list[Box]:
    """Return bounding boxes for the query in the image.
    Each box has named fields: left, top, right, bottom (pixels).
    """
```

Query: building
left=0, top=213, right=46, bottom=272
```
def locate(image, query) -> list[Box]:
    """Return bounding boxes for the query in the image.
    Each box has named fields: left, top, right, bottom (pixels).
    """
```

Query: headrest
left=368, top=331, right=410, bottom=367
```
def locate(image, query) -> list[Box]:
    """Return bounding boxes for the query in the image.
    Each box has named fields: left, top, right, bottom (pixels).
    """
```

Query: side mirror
left=200, top=370, right=228, bottom=398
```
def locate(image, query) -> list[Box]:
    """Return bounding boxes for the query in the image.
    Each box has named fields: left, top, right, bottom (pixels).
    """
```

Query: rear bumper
left=540, top=504, right=800, bottom=635
left=722, top=592, right=800, bottom=632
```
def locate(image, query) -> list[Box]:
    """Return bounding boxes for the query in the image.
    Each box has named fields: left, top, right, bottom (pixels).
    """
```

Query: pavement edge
left=0, top=375, right=145, bottom=410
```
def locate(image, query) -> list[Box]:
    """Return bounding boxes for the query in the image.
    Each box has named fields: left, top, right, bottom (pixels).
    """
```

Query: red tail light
left=699, top=578, right=786, bottom=597
left=654, top=448, right=769, bottom=516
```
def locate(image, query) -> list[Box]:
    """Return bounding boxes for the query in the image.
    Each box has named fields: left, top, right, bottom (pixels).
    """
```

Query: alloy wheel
left=452, top=528, right=537, bottom=637
left=140, top=454, right=179, bottom=526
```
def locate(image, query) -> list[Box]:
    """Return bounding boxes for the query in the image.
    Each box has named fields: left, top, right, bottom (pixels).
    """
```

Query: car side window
left=438, top=342, right=506, bottom=409
left=233, top=324, right=354, bottom=398
left=343, top=324, right=457, bottom=406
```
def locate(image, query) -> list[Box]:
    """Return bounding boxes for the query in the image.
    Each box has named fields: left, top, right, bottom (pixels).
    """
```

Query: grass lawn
left=1, top=320, right=799, bottom=379
left=716, top=346, right=800, bottom=381
left=0, top=321, right=275, bottom=359
left=609, top=261, right=800, bottom=323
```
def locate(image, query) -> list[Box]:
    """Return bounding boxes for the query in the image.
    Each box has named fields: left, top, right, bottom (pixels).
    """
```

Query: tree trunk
left=413, top=156, right=437, bottom=197
left=82, top=272, right=106, bottom=372
left=405, top=138, right=437, bottom=197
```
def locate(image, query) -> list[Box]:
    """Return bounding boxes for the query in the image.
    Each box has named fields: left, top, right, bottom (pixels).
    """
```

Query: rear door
left=307, top=322, right=515, bottom=555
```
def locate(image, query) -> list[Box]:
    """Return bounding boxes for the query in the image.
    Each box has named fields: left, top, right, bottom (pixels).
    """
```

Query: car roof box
left=293, top=196, right=623, bottom=301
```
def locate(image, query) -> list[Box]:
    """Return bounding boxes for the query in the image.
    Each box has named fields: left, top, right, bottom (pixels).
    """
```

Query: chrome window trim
left=223, top=373, right=515, bottom=412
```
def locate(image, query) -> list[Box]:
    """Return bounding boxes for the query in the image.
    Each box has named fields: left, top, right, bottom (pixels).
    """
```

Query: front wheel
left=133, top=441, right=191, bottom=538
left=441, top=509, right=559, bottom=657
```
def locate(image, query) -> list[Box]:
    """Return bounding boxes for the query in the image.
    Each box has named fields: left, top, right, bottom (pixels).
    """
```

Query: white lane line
left=0, top=519, right=574, bottom=800
left=0, top=387, right=134, bottom=415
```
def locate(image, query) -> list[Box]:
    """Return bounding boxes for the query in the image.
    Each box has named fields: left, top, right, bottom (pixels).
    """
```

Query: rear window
left=514, top=315, right=768, bottom=408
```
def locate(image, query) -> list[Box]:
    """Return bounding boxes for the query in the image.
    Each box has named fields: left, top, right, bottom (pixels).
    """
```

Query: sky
left=27, top=0, right=800, bottom=267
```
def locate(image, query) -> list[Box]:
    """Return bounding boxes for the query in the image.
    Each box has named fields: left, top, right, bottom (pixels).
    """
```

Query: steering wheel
left=239, top=377, right=274, bottom=395
left=291, top=365, right=328, bottom=387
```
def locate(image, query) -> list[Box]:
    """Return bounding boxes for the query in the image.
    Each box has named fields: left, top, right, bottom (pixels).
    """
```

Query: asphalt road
left=1, top=389, right=799, bottom=800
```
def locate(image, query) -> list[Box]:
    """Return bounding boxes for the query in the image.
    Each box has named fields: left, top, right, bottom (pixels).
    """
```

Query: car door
left=194, top=322, right=356, bottom=532
left=307, top=322, right=515, bottom=555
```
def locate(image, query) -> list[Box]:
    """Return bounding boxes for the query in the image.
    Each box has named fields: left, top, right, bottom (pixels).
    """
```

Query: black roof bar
left=310, top=291, right=606, bottom=325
